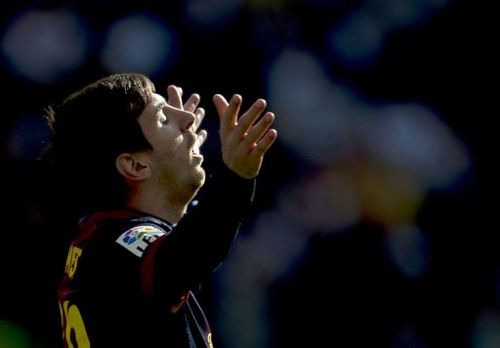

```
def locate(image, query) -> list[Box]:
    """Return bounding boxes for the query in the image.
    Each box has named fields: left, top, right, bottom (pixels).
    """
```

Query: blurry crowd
left=1, top=0, right=495, bottom=347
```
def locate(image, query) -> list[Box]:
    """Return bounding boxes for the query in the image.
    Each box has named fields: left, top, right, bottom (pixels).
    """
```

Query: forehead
left=148, top=93, right=168, bottom=111
left=138, top=92, right=166, bottom=124
left=142, top=93, right=166, bottom=114
left=150, top=93, right=166, bottom=105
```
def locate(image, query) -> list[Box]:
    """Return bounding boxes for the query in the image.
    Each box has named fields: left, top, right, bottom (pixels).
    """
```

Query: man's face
left=137, top=92, right=206, bottom=195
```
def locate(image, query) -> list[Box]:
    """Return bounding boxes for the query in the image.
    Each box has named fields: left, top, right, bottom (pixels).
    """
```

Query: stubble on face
left=155, top=151, right=205, bottom=208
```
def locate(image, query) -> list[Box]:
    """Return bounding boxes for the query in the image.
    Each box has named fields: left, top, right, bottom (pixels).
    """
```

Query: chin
left=191, top=167, right=206, bottom=190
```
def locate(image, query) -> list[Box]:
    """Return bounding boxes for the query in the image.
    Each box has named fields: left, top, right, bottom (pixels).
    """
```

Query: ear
left=115, top=153, right=152, bottom=182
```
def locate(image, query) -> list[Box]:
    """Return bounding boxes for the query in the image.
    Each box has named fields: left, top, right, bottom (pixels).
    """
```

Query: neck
left=126, top=185, right=198, bottom=224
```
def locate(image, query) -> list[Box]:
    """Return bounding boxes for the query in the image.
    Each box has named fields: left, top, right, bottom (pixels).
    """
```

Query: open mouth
left=191, top=147, right=201, bottom=156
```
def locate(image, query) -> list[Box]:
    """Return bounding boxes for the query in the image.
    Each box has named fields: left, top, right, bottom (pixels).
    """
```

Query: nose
left=172, top=109, right=195, bottom=132
left=181, top=111, right=195, bottom=132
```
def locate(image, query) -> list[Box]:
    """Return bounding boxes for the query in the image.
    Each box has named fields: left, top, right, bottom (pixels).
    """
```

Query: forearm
left=176, top=161, right=255, bottom=265
left=151, top=161, right=255, bottom=300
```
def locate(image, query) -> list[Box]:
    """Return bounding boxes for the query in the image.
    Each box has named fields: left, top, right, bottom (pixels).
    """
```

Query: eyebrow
left=153, top=101, right=168, bottom=113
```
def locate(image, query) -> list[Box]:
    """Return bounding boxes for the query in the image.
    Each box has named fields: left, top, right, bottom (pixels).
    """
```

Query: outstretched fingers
left=213, top=94, right=241, bottom=137
left=242, top=112, right=275, bottom=149
left=193, top=107, right=205, bottom=132
left=213, top=92, right=278, bottom=178
left=235, top=98, right=267, bottom=140
left=251, top=128, right=278, bottom=158
left=184, top=93, right=200, bottom=112
left=195, top=128, right=208, bottom=149
left=167, top=85, right=183, bottom=109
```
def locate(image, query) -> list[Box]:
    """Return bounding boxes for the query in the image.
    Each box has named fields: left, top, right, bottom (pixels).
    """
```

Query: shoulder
left=115, top=221, right=170, bottom=258
left=80, top=211, right=172, bottom=258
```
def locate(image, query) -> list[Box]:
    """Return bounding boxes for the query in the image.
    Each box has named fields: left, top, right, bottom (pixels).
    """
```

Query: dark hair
left=39, top=73, right=155, bottom=216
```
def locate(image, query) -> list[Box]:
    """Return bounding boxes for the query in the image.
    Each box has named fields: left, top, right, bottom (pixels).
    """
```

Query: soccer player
left=39, top=73, right=277, bottom=347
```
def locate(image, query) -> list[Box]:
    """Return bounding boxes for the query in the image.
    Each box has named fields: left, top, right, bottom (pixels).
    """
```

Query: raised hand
left=213, top=93, right=278, bottom=179
left=166, top=84, right=207, bottom=148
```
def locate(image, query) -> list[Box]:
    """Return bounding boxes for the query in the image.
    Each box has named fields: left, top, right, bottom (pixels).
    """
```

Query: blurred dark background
left=0, top=0, right=495, bottom=347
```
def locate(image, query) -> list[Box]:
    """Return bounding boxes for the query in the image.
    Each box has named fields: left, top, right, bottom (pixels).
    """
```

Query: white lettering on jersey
left=116, top=225, right=166, bottom=257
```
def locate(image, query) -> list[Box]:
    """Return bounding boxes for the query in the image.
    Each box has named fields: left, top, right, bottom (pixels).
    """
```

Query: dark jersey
left=57, top=165, right=255, bottom=347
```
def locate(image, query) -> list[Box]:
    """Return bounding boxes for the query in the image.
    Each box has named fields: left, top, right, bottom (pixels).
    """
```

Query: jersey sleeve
left=142, top=162, right=255, bottom=306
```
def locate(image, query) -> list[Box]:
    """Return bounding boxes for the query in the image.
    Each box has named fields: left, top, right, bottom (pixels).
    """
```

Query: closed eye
left=159, top=110, right=168, bottom=123
left=156, top=103, right=169, bottom=124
